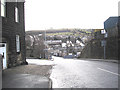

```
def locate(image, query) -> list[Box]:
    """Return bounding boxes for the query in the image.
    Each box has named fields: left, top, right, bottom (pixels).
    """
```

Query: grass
left=47, top=32, right=74, bottom=36
left=46, top=29, right=93, bottom=37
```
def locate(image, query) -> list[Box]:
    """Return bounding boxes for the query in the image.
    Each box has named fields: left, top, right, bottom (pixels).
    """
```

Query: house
left=0, top=0, right=27, bottom=69
left=104, top=17, right=118, bottom=59
left=104, top=17, right=118, bottom=38
left=94, top=29, right=104, bottom=39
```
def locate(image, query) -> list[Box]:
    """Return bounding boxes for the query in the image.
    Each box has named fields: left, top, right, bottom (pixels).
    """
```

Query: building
left=94, top=29, right=104, bottom=39
left=104, top=17, right=118, bottom=38
left=104, top=17, right=118, bottom=59
left=0, top=0, right=27, bottom=69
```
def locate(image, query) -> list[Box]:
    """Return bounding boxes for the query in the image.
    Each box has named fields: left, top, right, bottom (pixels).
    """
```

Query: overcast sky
left=25, top=0, right=119, bottom=31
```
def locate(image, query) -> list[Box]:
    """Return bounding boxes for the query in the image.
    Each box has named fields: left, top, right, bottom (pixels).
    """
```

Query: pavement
left=3, top=74, right=52, bottom=88
left=77, top=58, right=118, bottom=63
left=2, top=63, right=52, bottom=89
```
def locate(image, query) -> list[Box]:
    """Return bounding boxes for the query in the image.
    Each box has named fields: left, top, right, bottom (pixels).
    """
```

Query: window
left=1, top=0, right=6, bottom=17
left=15, top=7, right=19, bottom=22
left=16, top=35, right=20, bottom=52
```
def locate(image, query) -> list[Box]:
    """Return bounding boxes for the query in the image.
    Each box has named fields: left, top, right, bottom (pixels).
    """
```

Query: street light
left=101, top=29, right=107, bottom=59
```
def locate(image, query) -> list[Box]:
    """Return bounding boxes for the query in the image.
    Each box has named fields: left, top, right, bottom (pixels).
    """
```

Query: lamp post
left=101, top=29, right=107, bottom=59
left=44, top=30, right=47, bottom=59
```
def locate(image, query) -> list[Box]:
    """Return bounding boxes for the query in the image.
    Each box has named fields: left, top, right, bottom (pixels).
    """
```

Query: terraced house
left=0, top=0, right=27, bottom=69
left=104, top=17, right=119, bottom=60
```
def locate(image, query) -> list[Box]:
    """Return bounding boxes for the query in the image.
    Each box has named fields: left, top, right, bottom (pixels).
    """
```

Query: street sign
left=101, top=29, right=106, bottom=34
left=101, top=40, right=106, bottom=47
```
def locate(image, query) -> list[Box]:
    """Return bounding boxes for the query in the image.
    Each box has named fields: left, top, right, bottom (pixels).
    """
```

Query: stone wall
left=80, top=37, right=118, bottom=60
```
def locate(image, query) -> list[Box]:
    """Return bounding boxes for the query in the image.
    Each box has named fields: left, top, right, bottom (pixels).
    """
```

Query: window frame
left=15, top=7, right=19, bottom=22
left=1, top=0, right=6, bottom=17
left=16, top=35, right=20, bottom=52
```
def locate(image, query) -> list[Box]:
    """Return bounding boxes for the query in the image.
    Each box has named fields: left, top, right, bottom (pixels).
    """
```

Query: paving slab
left=2, top=64, right=52, bottom=89
left=2, top=74, right=52, bottom=88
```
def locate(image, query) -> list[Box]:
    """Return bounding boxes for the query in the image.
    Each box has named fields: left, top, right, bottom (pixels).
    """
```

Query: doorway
left=0, top=43, right=7, bottom=69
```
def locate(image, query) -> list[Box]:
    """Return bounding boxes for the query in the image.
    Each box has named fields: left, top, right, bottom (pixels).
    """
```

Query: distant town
left=26, top=20, right=118, bottom=60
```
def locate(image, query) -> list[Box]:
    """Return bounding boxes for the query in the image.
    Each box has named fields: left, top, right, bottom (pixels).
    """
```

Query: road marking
left=98, top=68, right=120, bottom=76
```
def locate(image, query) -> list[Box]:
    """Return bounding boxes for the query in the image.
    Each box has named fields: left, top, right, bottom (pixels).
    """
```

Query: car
left=63, top=55, right=74, bottom=59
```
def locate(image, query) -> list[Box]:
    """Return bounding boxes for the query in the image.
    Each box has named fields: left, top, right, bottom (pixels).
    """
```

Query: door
left=0, top=43, right=7, bottom=69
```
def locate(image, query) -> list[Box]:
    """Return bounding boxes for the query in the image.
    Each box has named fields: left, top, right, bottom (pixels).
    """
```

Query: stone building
left=104, top=17, right=118, bottom=38
left=0, top=0, right=27, bottom=69
left=104, top=17, right=118, bottom=59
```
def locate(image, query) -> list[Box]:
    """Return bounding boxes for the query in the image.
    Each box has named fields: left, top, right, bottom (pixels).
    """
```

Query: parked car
left=63, top=55, right=74, bottom=59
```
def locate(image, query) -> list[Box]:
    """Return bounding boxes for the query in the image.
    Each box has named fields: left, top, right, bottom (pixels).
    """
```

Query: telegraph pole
left=44, top=30, right=46, bottom=59
left=103, top=42, right=106, bottom=59
left=101, top=29, right=107, bottom=59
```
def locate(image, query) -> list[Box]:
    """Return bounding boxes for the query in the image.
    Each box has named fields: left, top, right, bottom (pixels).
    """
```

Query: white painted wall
left=0, top=43, right=7, bottom=69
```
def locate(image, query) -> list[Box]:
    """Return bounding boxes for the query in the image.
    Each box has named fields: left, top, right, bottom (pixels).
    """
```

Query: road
left=27, top=56, right=119, bottom=88
left=50, top=56, right=119, bottom=88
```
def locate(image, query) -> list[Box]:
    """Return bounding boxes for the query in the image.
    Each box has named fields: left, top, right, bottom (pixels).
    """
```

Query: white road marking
left=98, top=68, right=120, bottom=76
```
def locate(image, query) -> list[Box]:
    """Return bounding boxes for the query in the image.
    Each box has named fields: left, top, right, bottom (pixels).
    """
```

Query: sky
left=25, top=0, right=119, bottom=31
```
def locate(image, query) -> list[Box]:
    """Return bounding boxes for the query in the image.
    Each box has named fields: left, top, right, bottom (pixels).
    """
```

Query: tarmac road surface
left=50, top=56, right=119, bottom=88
